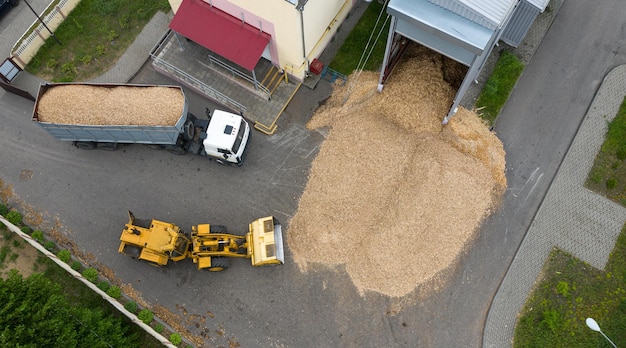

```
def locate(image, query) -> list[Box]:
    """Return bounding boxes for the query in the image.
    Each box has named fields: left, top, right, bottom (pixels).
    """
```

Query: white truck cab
left=203, top=110, right=250, bottom=166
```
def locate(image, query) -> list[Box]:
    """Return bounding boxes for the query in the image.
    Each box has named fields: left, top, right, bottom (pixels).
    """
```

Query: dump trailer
left=32, top=83, right=250, bottom=166
left=119, top=211, right=284, bottom=271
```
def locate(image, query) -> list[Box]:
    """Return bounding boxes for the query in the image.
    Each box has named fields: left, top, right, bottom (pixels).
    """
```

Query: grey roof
left=525, top=0, right=550, bottom=11
left=425, top=0, right=518, bottom=29
left=388, top=0, right=494, bottom=52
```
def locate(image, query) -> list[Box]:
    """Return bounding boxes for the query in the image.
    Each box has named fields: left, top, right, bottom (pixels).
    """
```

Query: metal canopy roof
left=388, top=0, right=495, bottom=55
left=169, top=0, right=271, bottom=71
left=426, top=0, right=518, bottom=29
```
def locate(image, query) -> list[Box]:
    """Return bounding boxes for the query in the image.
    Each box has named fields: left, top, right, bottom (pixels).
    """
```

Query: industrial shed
left=378, top=0, right=549, bottom=123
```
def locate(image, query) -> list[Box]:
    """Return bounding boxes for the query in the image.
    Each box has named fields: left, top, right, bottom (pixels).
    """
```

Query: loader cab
left=203, top=110, right=250, bottom=165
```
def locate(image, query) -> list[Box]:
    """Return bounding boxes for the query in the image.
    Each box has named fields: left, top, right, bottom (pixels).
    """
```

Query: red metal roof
left=169, top=0, right=271, bottom=71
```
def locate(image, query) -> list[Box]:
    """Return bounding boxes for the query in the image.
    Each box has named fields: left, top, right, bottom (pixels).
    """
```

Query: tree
left=0, top=270, right=137, bottom=347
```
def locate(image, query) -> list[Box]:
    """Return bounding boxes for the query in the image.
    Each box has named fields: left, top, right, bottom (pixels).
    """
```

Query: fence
left=10, top=0, right=81, bottom=69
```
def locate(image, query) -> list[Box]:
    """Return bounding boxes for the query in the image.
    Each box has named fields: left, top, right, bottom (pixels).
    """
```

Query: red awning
left=169, top=0, right=271, bottom=71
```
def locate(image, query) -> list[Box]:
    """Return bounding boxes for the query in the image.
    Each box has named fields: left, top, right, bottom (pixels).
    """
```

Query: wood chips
left=36, top=85, right=186, bottom=126
left=288, top=45, right=507, bottom=298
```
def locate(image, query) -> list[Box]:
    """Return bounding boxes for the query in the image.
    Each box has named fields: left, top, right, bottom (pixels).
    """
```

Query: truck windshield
left=231, top=119, right=246, bottom=154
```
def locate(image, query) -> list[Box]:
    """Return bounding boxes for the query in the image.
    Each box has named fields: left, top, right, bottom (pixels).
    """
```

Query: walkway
left=483, top=65, right=626, bottom=347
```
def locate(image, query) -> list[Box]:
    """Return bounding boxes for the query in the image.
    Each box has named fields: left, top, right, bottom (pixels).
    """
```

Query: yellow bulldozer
left=118, top=211, right=284, bottom=271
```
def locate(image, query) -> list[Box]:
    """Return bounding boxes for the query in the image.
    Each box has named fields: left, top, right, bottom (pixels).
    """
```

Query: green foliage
left=46, top=58, right=58, bottom=70
left=0, top=245, right=10, bottom=264
left=44, top=240, right=56, bottom=251
left=329, top=0, right=388, bottom=74
left=107, top=29, right=119, bottom=42
left=585, top=96, right=626, bottom=206
left=12, top=239, right=22, bottom=248
left=61, top=62, right=77, bottom=79
left=96, top=280, right=110, bottom=292
left=106, top=285, right=121, bottom=299
left=475, top=50, right=525, bottom=125
left=0, top=203, right=8, bottom=216
left=20, top=226, right=32, bottom=234
left=607, top=178, right=617, bottom=190
left=71, top=260, right=82, bottom=271
left=169, top=332, right=182, bottom=345
left=82, top=267, right=99, bottom=283
left=138, top=309, right=154, bottom=324
left=154, top=323, right=164, bottom=333
left=0, top=270, right=138, bottom=347
left=555, top=281, right=570, bottom=297
left=57, top=249, right=71, bottom=263
left=80, top=54, right=92, bottom=65
left=124, top=300, right=138, bottom=313
left=31, top=230, right=44, bottom=243
left=6, top=211, right=23, bottom=226
left=95, top=44, right=106, bottom=56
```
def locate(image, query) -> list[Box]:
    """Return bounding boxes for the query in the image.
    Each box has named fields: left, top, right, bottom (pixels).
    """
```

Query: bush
left=20, top=226, right=32, bottom=234
left=124, top=301, right=137, bottom=313
left=43, top=241, right=56, bottom=251
left=6, top=211, right=23, bottom=226
left=138, top=309, right=153, bottom=325
left=31, top=230, right=44, bottom=243
left=106, top=285, right=121, bottom=299
left=82, top=267, right=99, bottom=283
left=0, top=204, right=8, bottom=216
left=607, top=178, right=618, bottom=190
left=57, top=249, right=71, bottom=263
left=154, top=323, right=164, bottom=333
left=71, top=260, right=82, bottom=271
left=96, top=280, right=110, bottom=292
left=169, top=333, right=182, bottom=345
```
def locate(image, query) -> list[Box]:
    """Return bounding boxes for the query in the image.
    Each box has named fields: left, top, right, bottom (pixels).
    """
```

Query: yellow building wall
left=177, top=0, right=354, bottom=81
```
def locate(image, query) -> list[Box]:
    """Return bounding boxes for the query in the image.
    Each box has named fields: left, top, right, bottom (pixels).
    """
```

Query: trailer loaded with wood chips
left=32, top=83, right=250, bottom=166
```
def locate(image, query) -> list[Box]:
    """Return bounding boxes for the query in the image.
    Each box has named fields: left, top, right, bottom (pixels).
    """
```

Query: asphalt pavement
left=2, top=0, right=626, bottom=347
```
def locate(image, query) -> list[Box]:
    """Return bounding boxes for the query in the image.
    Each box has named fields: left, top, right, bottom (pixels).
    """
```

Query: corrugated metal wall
left=501, top=0, right=540, bottom=47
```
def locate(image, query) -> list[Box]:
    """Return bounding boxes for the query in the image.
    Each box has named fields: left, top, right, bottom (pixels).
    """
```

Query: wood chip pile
left=289, top=45, right=507, bottom=298
left=36, top=85, right=185, bottom=126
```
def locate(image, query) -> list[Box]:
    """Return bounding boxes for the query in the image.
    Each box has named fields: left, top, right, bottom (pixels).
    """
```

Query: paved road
left=1, top=0, right=626, bottom=347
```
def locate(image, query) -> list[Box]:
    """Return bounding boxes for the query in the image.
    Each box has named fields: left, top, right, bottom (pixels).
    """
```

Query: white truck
left=32, top=83, right=250, bottom=166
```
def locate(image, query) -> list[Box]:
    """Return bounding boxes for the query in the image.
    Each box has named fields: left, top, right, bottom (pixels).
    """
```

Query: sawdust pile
left=36, top=85, right=185, bottom=126
left=289, top=46, right=506, bottom=298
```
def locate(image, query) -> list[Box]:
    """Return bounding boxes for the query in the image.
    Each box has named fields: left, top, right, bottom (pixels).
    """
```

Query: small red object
left=310, top=58, right=324, bottom=75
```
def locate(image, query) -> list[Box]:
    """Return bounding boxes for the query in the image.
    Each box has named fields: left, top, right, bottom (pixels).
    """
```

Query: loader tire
left=210, top=225, right=228, bottom=234
left=124, top=245, right=141, bottom=259
left=208, top=257, right=229, bottom=272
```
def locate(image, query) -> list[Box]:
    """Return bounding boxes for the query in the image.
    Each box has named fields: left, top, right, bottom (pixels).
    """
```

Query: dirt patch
left=0, top=232, right=42, bottom=279
left=288, top=45, right=506, bottom=298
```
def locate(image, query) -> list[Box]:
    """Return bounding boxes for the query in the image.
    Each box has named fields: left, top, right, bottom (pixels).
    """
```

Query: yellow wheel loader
left=118, top=211, right=284, bottom=271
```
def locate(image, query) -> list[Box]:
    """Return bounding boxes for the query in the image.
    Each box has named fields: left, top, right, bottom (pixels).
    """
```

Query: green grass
left=585, top=96, right=626, bottom=206
left=329, top=0, right=389, bottom=75
left=475, top=50, right=524, bottom=125
left=25, top=0, right=170, bottom=82
left=514, top=226, right=626, bottom=347
left=515, top=97, right=626, bottom=346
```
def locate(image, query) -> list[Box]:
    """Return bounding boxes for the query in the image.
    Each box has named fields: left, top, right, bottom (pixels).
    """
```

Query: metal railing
left=207, top=55, right=271, bottom=98
left=150, top=30, right=247, bottom=113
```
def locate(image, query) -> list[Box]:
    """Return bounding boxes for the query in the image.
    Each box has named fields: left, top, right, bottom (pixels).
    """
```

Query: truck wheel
left=74, top=141, right=97, bottom=150
left=208, top=257, right=229, bottom=272
left=182, top=120, right=195, bottom=141
left=97, top=142, right=117, bottom=151
left=166, top=146, right=186, bottom=155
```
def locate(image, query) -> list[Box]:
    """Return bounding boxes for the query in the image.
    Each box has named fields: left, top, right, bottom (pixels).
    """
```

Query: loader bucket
left=248, top=216, right=285, bottom=266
